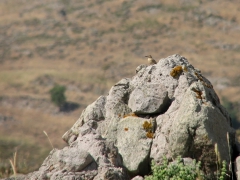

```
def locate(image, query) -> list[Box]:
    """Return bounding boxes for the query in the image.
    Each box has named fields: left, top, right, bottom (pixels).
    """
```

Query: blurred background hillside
left=0, top=0, right=240, bottom=177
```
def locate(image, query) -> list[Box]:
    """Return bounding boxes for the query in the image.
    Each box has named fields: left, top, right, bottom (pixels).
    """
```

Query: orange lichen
left=142, top=121, right=153, bottom=131
left=146, top=131, right=154, bottom=139
left=124, top=128, right=129, bottom=131
left=143, top=120, right=155, bottom=138
left=194, top=72, right=213, bottom=89
left=123, top=113, right=138, bottom=118
left=192, top=87, right=203, bottom=100
left=170, top=65, right=183, bottom=78
left=131, top=113, right=138, bottom=117
left=194, top=72, right=204, bottom=81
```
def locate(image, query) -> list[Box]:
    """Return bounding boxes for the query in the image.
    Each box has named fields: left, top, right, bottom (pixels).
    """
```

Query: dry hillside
left=0, top=0, right=240, bottom=177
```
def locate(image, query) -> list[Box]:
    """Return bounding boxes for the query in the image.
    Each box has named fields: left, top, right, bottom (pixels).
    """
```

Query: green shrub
left=219, top=160, right=227, bottom=180
left=49, top=84, right=66, bottom=109
left=222, top=97, right=240, bottom=128
left=145, top=157, right=230, bottom=180
left=145, top=156, right=202, bottom=180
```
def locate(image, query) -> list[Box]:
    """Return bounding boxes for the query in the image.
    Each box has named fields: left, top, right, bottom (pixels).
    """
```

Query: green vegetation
left=145, top=157, right=229, bottom=180
left=219, top=160, right=227, bottom=180
left=145, top=157, right=200, bottom=180
left=145, top=157, right=202, bottom=180
left=49, top=84, right=66, bottom=109
left=222, top=97, right=240, bottom=129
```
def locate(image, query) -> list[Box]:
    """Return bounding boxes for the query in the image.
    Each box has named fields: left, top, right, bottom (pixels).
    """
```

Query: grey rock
left=116, top=117, right=152, bottom=175
left=93, top=167, right=128, bottom=180
left=128, top=83, right=170, bottom=114
left=101, top=78, right=132, bottom=142
left=135, top=64, right=147, bottom=74
left=235, top=156, right=240, bottom=180
left=56, top=147, right=93, bottom=172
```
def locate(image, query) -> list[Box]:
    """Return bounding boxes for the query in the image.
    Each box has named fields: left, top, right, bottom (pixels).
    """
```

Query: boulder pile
left=20, top=54, right=238, bottom=180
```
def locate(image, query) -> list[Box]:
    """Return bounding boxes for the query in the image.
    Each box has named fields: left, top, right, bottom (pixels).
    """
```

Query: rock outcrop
left=19, top=54, right=237, bottom=179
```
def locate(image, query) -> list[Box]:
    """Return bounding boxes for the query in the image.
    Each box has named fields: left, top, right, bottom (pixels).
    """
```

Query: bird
left=145, top=55, right=157, bottom=65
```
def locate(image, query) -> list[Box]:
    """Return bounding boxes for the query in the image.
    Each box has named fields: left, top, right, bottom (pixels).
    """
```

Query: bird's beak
left=145, top=56, right=148, bottom=57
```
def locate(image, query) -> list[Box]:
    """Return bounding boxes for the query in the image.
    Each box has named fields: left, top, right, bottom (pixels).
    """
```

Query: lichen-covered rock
left=20, top=54, right=237, bottom=180
left=116, top=117, right=152, bottom=175
left=100, top=78, right=132, bottom=142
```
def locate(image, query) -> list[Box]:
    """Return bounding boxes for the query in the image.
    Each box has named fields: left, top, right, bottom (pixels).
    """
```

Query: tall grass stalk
left=9, top=151, right=17, bottom=178
left=43, top=131, right=54, bottom=149
left=227, top=132, right=233, bottom=180
left=214, top=143, right=219, bottom=179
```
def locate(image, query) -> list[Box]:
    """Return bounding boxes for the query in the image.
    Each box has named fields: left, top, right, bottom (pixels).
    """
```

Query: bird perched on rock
left=145, top=55, right=157, bottom=65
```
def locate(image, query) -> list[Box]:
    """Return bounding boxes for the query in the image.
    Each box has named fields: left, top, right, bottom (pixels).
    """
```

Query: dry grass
left=9, top=151, right=17, bottom=177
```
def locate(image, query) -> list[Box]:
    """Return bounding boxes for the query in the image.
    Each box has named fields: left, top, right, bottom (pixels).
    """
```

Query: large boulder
left=19, top=54, right=237, bottom=180
left=128, top=83, right=171, bottom=114
left=116, top=117, right=153, bottom=176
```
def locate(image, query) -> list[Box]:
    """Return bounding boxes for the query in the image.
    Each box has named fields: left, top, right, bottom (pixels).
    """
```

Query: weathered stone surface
left=20, top=54, right=237, bottom=180
left=116, top=117, right=152, bottom=175
left=56, top=147, right=93, bottom=172
left=62, top=95, right=106, bottom=144
left=135, top=64, right=147, bottom=74
left=151, top=76, right=235, bottom=176
left=235, top=156, right=240, bottom=180
left=128, top=83, right=170, bottom=114
left=93, top=167, right=127, bottom=180
left=100, top=78, right=132, bottom=142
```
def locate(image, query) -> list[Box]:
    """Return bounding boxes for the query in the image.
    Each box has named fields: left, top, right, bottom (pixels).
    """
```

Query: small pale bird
left=145, top=55, right=157, bottom=65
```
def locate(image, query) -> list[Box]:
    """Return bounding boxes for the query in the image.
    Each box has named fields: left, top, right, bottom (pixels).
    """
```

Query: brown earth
left=0, top=0, right=240, bottom=177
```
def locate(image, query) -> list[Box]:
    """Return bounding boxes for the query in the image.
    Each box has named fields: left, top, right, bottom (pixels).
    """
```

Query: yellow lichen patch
left=131, top=113, right=138, bottom=117
left=142, top=121, right=153, bottom=131
left=123, top=113, right=138, bottom=118
left=143, top=120, right=155, bottom=139
left=146, top=131, right=154, bottom=139
left=170, top=65, right=183, bottom=78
